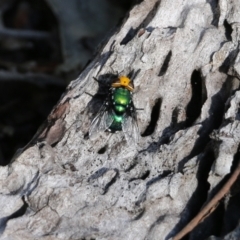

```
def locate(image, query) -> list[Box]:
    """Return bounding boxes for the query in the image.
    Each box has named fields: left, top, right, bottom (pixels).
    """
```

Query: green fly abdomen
left=113, top=88, right=131, bottom=110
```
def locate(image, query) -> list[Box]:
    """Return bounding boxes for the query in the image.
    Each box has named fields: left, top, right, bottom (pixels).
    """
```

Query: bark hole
left=158, top=51, right=172, bottom=76
left=84, top=132, right=89, bottom=140
left=185, top=70, right=204, bottom=127
left=140, top=170, right=150, bottom=180
left=223, top=19, right=233, bottom=41
left=120, top=27, right=137, bottom=45
left=98, top=145, right=107, bottom=154
left=141, top=98, right=161, bottom=137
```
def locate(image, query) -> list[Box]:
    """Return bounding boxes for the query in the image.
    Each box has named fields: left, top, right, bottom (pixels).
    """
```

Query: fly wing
left=122, top=108, right=139, bottom=145
left=89, top=104, right=113, bottom=139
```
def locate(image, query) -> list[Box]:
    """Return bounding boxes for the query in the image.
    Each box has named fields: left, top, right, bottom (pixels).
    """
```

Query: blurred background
left=0, top=0, right=135, bottom=165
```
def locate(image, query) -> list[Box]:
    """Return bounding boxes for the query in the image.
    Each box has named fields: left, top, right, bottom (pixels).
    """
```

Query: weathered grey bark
left=1, top=0, right=240, bottom=239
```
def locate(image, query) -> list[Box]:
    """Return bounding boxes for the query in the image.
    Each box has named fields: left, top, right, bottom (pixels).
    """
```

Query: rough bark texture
left=1, top=0, right=240, bottom=239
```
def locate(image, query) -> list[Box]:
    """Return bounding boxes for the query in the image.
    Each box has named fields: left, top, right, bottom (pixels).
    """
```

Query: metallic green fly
left=89, top=75, right=139, bottom=144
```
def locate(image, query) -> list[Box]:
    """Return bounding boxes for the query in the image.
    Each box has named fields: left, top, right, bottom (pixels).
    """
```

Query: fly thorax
left=112, top=88, right=131, bottom=114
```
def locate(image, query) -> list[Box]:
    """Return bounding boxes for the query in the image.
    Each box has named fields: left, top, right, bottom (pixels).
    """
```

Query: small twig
left=0, top=28, right=51, bottom=40
left=0, top=70, right=66, bottom=87
left=172, top=161, right=240, bottom=240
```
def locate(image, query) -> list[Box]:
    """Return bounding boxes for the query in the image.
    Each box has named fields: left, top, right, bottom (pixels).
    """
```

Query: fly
left=89, top=72, right=140, bottom=144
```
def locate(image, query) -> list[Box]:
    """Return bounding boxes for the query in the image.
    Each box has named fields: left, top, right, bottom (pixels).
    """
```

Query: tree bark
left=1, top=0, right=240, bottom=239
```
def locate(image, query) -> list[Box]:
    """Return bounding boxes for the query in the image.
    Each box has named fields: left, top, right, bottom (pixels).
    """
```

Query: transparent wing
left=122, top=109, right=139, bottom=145
left=89, top=104, right=113, bottom=139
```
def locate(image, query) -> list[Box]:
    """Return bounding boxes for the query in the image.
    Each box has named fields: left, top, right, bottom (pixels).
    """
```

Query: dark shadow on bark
left=206, top=0, right=220, bottom=27
left=146, top=170, right=172, bottom=186
left=0, top=196, right=28, bottom=236
left=120, top=0, right=160, bottom=45
left=223, top=19, right=233, bottom=41
left=158, top=51, right=172, bottom=77
left=219, top=47, right=239, bottom=73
